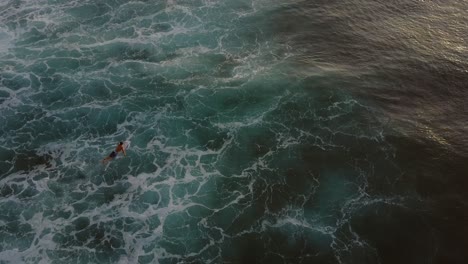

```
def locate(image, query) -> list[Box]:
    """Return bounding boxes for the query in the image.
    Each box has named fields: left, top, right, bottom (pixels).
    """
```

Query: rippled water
left=0, top=0, right=467, bottom=263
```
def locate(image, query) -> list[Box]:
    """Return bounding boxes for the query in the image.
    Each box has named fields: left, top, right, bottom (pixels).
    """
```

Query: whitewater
left=1, top=0, right=467, bottom=263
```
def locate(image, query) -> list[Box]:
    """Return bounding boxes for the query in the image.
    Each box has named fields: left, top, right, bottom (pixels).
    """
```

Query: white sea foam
left=0, top=28, right=12, bottom=54
left=0, top=0, right=410, bottom=262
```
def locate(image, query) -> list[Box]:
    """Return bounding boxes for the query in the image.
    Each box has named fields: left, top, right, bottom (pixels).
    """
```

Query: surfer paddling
left=102, top=142, right=126, bottom=163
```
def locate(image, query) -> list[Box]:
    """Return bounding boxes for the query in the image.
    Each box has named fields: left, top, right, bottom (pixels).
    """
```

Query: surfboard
left=124, top=141, right=130, bottom=150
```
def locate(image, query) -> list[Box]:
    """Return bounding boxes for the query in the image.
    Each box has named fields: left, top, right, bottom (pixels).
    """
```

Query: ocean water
left=0, top=0, right=467, bottom=263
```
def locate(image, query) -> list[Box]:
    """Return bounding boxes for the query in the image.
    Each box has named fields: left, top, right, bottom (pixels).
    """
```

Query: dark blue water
left=0, top=0, right=467, bottom=263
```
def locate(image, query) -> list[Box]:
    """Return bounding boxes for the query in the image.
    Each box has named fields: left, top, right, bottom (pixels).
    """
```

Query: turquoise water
left=1, top=0, right=467, bottom=263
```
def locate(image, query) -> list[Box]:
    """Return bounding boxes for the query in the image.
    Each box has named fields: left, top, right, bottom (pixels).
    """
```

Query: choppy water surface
left=0, top=0, right=467, bottom=263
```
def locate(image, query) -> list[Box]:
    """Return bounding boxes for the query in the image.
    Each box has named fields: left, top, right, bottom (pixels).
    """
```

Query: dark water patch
left=73, top=217, right=90, bottom=231
left=68, top=3, right=112, bottom=21
left=383, top=134, right=468, bottom=263
left=351, top=204, right=436, bottom=264
left=15, top=28, right=48, bottom=46
left=91, top=42, right=159, bottom=63
left=16, top=185, right=40, bottom=199
left=216, top=126, right=277, bottom=175
left=46, top=58, right=80, bottom=71
left=1, top=74, right=30, bottom=90
left=130, top=154, right=160, bottom=175
left=171, top=181, right=200, bottom=200
left=45, top=21, right=82, bottom=39
left=0, top=146, right=15, bottom=175
left=51, top=209, right=72, bottom=221
left=0, top=89, right=10, bottom=103
left=85, top=182, right=130, bottom=205
left=201, top=130, right=229, bottom=151
left=222, top=233, right=264, bottom=263
left=267, top=227, right=335, bottom=263
left=191, top=176, right=249, bottom=209
left=51, top=220, right=126, bottom=263
left=13, top=151, right=52, bottom=173
left=387, top=134, right=468, bottom=199
left=0, top=200, right=25, bottom=222
left=0, top=221, right=34, bottom=251
left=80, top=81, right=112, bottom=99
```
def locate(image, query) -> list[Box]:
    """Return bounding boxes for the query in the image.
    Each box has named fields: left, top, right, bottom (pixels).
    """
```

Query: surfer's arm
left=123, top=148, right=127, bottom=156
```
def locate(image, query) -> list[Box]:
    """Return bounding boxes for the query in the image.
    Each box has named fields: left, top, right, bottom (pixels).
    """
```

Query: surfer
left=102, top=142, right=126, bottom=163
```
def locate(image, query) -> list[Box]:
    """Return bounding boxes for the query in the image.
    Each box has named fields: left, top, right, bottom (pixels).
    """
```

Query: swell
left=272, top=0, right=468, bottom=156
left=269, top=0, right=468, bottom=263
